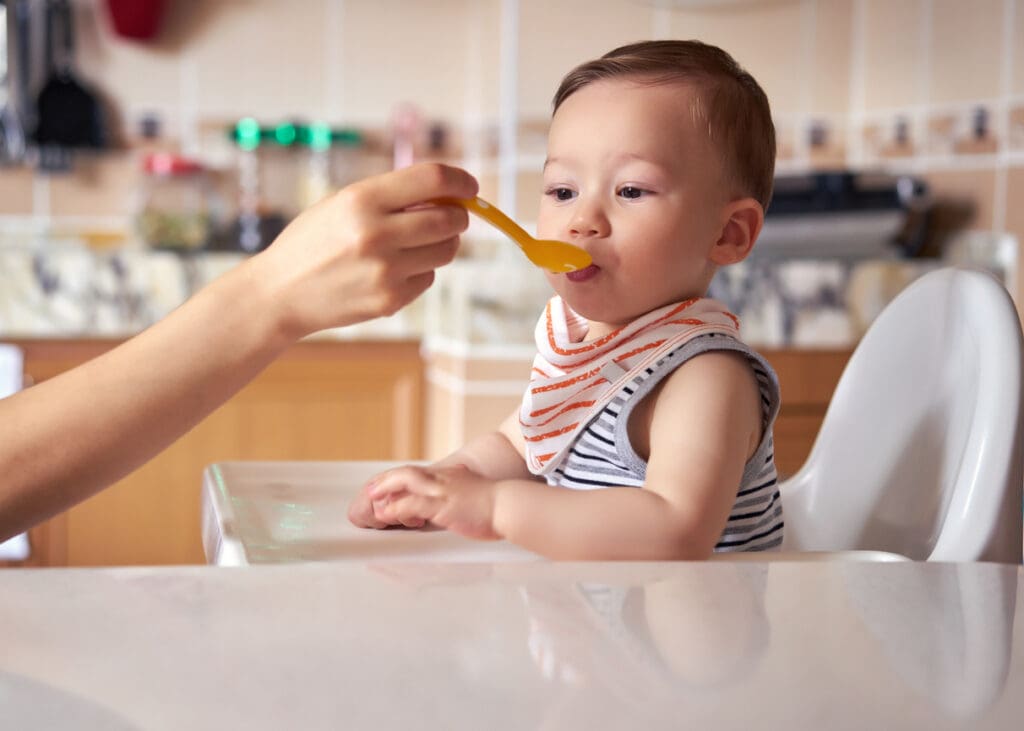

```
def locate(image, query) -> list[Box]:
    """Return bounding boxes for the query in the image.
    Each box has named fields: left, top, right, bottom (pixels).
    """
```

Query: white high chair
left=0, top=344, right=30, bottom=561
left=779, top=268, right=1024, bottom=563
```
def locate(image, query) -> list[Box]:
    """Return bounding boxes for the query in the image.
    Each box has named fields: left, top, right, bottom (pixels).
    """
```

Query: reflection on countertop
left=0, top=239, right=422, bottom=341
left=0, top=561, right=1020, bottom=729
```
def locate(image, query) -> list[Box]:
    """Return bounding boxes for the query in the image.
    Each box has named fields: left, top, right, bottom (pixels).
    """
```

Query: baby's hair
left=553, top=40, right=776, bottom=211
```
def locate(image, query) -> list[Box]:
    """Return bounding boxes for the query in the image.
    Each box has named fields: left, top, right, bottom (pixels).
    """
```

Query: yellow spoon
left=435, top=196, right=592, bottom=273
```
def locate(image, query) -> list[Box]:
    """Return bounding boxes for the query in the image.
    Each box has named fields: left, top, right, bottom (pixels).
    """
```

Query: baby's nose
left=569, top=221, right=601, bottom=237
left=568, top=207, right=610, bottom=239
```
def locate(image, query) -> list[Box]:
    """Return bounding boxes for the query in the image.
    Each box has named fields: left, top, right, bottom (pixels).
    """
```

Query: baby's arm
left=367, top=352, right=762, bottom=556
left=490, top=351, right=762, bottom=558
left=432, top=409, right=534, bottom=480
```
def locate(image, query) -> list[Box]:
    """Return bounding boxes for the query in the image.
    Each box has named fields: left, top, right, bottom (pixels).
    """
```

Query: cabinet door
left=16, top=339, right=423, bottom=567
left=762, top=349, right=852, bottom=478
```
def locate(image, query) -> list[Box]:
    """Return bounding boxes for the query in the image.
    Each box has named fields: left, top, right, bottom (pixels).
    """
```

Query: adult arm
left=0, top=163, right=478, bottom=542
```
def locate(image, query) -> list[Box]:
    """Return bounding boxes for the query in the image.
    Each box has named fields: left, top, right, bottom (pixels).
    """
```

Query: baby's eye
left=618, top=186, right=647, bottom=200
left=544, top=187, right=576, bottom=202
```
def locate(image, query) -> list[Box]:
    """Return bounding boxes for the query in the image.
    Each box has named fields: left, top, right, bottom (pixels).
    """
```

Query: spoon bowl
left=435, top=196, right=592, bottom=273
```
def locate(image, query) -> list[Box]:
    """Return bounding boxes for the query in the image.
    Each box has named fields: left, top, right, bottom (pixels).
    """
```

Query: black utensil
left=14, top=0, right=32, bottom=134
left=34, top=0, right=104, bottom=171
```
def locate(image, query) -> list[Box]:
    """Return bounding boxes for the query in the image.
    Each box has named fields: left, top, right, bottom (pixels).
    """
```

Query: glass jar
left=136, top=153, right=217, bottom=251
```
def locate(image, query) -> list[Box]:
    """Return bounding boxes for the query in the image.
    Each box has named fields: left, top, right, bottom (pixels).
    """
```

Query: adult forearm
left=0, top=163, right=480, bottom=541
left=493, top=480, right=711, bottom=560
left=0, top=257, right=289, bottom=541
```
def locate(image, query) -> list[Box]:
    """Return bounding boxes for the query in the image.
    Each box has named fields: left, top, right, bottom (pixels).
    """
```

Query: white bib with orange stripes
left=521, top=296, right=740, bottom=475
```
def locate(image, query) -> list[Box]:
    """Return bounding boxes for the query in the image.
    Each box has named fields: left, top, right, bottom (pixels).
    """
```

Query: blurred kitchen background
left=2, top=0, right=1024, bottom=566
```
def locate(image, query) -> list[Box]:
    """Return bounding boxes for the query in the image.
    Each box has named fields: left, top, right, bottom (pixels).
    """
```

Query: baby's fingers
left=378, top=493, right=443, bottom=528
left=348, top=491, right=393, bottom=529
left=362, top=468, right=397, bottom=493
left=368, top=466, right=439, bottom=499
left=371, top=494, right=408, bottom=521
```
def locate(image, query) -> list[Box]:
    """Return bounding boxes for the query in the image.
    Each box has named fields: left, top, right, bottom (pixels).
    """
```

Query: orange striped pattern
left=521, top=296, right=740, bottom=474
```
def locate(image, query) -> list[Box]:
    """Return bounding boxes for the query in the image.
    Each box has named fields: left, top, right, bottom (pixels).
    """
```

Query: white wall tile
left=667, top=1, right=807, bottom=115
left=517, top=0, right=652, bottom=120
left=930, top=0, right=1003, bottom=104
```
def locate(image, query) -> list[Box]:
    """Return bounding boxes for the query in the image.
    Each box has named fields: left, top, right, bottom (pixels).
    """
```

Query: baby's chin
left=557, top=296, right=639, bottom=332
left=559, top=290, right=698, bottom=329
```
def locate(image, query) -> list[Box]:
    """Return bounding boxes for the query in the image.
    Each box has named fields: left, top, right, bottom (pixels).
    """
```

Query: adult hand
left=250, top=162, right=478, bottom=339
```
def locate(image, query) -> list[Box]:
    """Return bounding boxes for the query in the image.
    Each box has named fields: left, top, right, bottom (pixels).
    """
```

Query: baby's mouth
left=565, top=264, right=601, bottom=283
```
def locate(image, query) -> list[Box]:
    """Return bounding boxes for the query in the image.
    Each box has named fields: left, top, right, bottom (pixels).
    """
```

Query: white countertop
left=1, top=560, right=1022, bottom=730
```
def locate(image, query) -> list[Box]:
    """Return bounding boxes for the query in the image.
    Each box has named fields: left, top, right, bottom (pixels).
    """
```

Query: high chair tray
left=201, top=460, right=915, bottom=566
left=201, top=460, right=539, bottom=565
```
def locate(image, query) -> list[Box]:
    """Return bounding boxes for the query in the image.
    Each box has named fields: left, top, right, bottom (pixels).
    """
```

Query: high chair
left=0, top=344, right=30, bottom=562
left=779, top=267, right=1024, bottom=563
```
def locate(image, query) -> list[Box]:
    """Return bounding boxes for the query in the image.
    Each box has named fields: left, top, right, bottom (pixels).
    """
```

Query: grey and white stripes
left=545, top=333, right=784, bottom=552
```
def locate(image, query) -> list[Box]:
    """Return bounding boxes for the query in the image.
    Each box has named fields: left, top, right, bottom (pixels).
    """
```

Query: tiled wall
left=4, top=0, right=1018, bottom=245
left=2, top=0, right=1020, bottom=267
left=850, top=0, right=1023, bottom=244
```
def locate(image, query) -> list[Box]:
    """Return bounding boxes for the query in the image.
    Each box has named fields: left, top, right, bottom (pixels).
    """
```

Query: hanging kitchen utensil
left=0, top=1, right=27, bottom=165
left=14, top=0, right=34, bottom=137
left=34, top=0, right=105, bottom=172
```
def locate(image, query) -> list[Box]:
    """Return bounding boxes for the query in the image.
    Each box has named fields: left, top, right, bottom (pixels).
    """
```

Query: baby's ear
left=709, top=198, right=764, bottom=266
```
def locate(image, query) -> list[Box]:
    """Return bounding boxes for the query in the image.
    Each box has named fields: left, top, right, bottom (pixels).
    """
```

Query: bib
left=521, top=296, right=740, bottom=475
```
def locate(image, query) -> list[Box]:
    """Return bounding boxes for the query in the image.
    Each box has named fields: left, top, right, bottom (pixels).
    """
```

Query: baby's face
left=539, top=78, right=734, bottom=336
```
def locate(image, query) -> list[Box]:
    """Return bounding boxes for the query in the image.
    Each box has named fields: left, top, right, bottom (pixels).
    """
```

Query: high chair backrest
left=0, top=344, right=29, bottom=562
left=779, top=268, right=1024, bottom=563
left=0, top=344, right=23, bottom=398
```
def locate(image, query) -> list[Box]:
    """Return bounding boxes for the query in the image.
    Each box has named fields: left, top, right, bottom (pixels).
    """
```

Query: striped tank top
left=545, top=332, right=784, bottom=552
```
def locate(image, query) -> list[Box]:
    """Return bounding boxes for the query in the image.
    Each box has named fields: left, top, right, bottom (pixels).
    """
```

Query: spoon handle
left=434, top=196, right=530, bottom=249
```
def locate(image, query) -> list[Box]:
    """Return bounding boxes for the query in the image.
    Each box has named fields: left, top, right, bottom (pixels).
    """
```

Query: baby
left=350, top=40, right=782, bottom=559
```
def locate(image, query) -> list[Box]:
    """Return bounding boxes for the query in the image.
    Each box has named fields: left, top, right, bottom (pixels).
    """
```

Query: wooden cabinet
left=4, top=338, right=850, bottom=568
left=12, top=339, right=423, bottom=567
left=762, top=349, right=853, bottom=478
left=424, top=344, right=853, bottom=481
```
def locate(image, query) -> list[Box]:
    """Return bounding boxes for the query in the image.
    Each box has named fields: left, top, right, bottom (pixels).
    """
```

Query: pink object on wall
left=105, top=0, right=166, bottom=41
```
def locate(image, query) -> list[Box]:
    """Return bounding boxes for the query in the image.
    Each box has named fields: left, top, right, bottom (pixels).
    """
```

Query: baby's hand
left=347, top=469, right=426, bottom=529
left=367, top=464, right=501, bottom=540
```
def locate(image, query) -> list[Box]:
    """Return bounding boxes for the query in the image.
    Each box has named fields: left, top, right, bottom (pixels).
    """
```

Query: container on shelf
left=135, top=152, right=219, bottom=252
left=219, top=119, right=365, bottom=253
